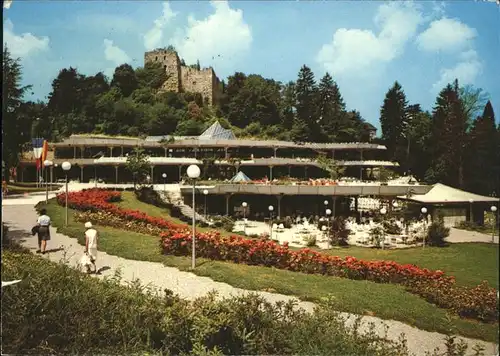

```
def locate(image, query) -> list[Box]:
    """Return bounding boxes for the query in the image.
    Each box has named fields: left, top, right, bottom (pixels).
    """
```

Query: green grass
left=40, top=198, right=499, bottom=343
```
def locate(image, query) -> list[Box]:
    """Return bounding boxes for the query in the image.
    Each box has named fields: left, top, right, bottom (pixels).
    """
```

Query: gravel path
left=2, top=195, right=498, bottom=356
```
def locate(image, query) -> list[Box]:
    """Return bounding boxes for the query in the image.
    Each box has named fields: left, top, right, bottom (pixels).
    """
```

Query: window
left=164, top=65, right=167, bottom=71
left=164, top=56, right=166, bottom=60
left=155, top=56, right=158, bottom=61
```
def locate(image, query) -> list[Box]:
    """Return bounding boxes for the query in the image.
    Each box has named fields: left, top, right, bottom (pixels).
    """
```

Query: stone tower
left=144, top=48, right=222, bottom=106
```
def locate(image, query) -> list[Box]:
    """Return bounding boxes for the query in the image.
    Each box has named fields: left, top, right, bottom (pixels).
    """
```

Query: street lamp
left=162, top=173, right=167, bottom=193
left=203, top=189, right=208, bottom=219
left=380, top=207, right=387, bottom=249
left=468, top=199, right=474, bottom=222
left=62, top=161, right=71, bottom=226
left=326, top=208, right=332, bottom=248
left=43, top=160, right=53, bottom=204
left=491, top=205, right=498, bottom=243
left=421, top=207, right=428, bottom=249
left=324, top=200, right=328, bottom=206
left=268, top=205, right=274, bottom=240
left=242, top=201, right=248, bottom=235
left=187, top=164, right=201, bottom=269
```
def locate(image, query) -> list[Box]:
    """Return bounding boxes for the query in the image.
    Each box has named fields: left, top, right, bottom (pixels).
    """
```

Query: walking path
left=1, top=193, right=498, bottom=356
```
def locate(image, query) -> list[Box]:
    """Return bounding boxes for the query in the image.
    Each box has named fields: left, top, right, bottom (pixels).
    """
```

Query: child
left=84, top=222, right=99, bottom=274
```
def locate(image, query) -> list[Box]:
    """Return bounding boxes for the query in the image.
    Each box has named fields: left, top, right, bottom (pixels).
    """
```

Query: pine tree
left=280, top=81, right=296, bottom=130
left=465, top=101, right=499, bottom=195
left=425, top=83, right=468, bottom=188
left=379, top=81, right=408, bottom=168
left=295, top=65, right=318, bottom=141
left=317, top=72, right=346, bottom=142
left=2, top=47, right=33, bottom=181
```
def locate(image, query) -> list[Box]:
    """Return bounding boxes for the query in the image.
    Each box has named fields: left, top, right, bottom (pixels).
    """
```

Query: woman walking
left=36, top=208, right=51, bottom=254
left=84, top=222, right=99, bottom=274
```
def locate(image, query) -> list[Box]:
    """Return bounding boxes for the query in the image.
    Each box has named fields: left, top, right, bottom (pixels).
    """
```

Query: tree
left=465, top=101, right=499, bottom=195
left=280, top=81, right=296, bottom=130
left=425, top=81, right=468, bottom=188
left=379, top=82, right=408, bottom=169
left=404, top=108, right=432, bottom=181
left=295, top=65, right=319, bottom=141
left=459, top=84, right=489, bottom=127
left=317, top=154, right=346, bottom=180
left=317, top=72, right=346, bottom=142
left=2, top=47, right=33, bottom=181
left=111, top=64, right=138, bottom=97
left=135, top=62, right=167, bottom=90
left=125, top=148, right=151, bottom=190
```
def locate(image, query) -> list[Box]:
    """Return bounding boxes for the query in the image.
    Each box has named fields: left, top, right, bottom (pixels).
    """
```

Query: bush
left=427, top=219, right=450, bottom=247
left=329, top=217, right=350, bottom=246
left=303, top=234, right=317, bottom=247
left=2, top=250, right=423, bottom=356
left=383, top=220, right=402, bottom=235
left=369, top=226, right=384, bottom=248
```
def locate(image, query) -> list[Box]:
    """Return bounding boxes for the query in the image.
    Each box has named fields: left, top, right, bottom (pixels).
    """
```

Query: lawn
left=41, top=196, right=499, bottom=343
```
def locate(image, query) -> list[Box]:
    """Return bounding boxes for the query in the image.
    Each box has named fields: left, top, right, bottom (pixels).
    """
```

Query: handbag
left=31, top=225, right=39, bottom=236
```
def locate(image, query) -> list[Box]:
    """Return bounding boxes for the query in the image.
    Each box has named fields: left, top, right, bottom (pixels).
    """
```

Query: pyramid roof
left=230, top=171, right=251, bottom=182
left=199, top=121, right=236, bottom=140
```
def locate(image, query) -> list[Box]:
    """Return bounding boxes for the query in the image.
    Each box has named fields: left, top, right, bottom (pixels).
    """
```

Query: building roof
left=401, top=183, right=499, bottom=204
left=199, top=121, right=236, bottom=140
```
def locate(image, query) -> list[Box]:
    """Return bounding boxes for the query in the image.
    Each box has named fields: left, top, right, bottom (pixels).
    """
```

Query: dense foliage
left=4, top=249, right=420, bottom=356
left=3, top=45, right=500, bottom=196
left=58, top=189, right=498, bottom=322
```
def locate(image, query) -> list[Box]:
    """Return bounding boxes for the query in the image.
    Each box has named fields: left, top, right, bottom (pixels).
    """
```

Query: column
left=269, top=166, right=273, bottom=181
left=331, top=150, right=335, bottom=160
left=50, top=166, right=54, bottom=184
left=355, top=197, right=360, bottom=223
left=359, top=150, right=363, bottom=180
left=150, top=166, right=154, bottom=184
left=80, top=166, right=84, bottom=183
left=225, top=194, right=231, bottom=216
left=164, top=148, right=167, bottom=157
left=277, top=195, right=283, bottom=218
left=224, top=147, right=229, bottom=159
left=73, top=146, right=77, bottom=159
left=332, top=197, right=337, bottom=218
left=110, top=147, right=114, bottom=157
left=178, top=165, right=183, bottom=181
left=287, top=165, right=291, bottom=177
left=273, top=148, right=277, bottom=158
left=121, top=146, right=124, bottom=157
left=115, top=166, right=119, bottom=184
left=81, top=146, right=85, bottom=159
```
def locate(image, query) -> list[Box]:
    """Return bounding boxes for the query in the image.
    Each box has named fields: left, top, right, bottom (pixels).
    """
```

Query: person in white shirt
left=36, top=208, right=51, bottom=254
left=84, top=222, right=99, bottom=274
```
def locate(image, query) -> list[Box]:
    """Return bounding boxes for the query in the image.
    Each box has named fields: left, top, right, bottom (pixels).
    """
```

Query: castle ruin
left=144, top=48, right=222, bottom=106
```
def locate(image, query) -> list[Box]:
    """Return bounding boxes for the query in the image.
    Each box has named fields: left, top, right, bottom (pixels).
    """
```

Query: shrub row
left=3, top=249, right=424, bottom=356
left=57, top=189, right=499, bottom=323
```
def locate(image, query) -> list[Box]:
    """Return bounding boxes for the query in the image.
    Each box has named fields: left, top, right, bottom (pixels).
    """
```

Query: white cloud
left=416, top=17, right=477, bottom=53
left=432, top=50, right=482, bottom=91
left=172, top=0, right=252, bottom=67
left=3, top=19, right=49, bottom=58
left=144, top=2, right=177, bottom=50
left=103, top=39, right=131, bottom=66
left=316, top=2, right=423, bottom=75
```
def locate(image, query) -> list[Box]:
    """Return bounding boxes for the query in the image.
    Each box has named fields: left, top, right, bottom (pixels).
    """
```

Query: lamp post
left=203, top=189, right=208, bottom=219
left=268, top=205, right=274, bottom=240
left=162, top=173, right=167, bottom=193
left=380, top=207, right=387, bottom=249
left=187, top=164, right=201, bottom=269
left=326, top=208, right=332, bottom=248
left=43, top=160, right=53, bottom=204
left=321, top=225, right=327, bottom=243
left=62, top=161, right=71, bottom=226
left=491, top=205, right=498, bottom=243
left=242, top=202, right=248, bottom=235
left=468, top=199, right=474, bottom=223
left=421, top=207, right=428, bottom=249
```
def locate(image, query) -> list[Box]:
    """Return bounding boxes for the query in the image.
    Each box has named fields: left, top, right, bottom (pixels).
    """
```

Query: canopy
left=230, top=171, right=251, bottom=183
left=400, top=183, right=499, bottom=204
left=199, top=121, right=236, bottom=140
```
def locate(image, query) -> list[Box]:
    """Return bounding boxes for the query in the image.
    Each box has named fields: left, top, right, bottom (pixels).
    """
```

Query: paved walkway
left=1, top=195, right=498, bottom=356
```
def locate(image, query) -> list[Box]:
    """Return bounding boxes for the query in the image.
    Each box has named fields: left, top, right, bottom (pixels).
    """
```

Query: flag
left=40, top=140, right=48, bottom=163
left=32, top=138, right=44, bottom=160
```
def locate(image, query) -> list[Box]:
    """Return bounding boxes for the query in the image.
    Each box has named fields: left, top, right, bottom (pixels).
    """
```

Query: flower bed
left=57, top=189, right=499, bottom=323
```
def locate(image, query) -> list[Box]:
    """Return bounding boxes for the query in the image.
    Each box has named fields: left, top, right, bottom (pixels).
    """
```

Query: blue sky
left=4, top=0, right=500, bottom=130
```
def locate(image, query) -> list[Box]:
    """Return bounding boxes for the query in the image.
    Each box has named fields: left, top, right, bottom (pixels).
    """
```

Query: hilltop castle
left=144, top=48, right=223, bottom=106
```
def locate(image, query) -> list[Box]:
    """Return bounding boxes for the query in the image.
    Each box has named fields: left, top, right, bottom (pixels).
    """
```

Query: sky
left=4, top=0, right=500, bottom=131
